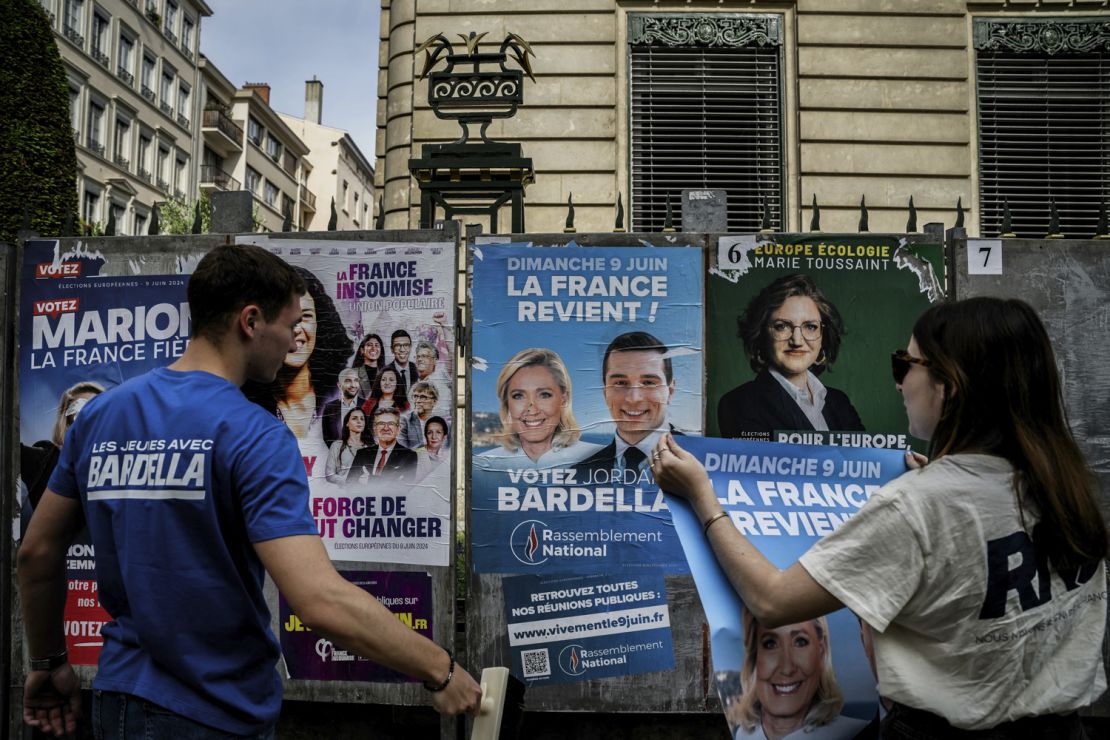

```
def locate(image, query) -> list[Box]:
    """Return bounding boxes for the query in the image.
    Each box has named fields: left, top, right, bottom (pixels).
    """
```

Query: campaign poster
left=708, top=235, right=944, bottom=449
left=469, top=244, right=703, bottom=574
left=18, top=239, right=191, bottom=664
left=665, top=436, right=909, bottom=739
left=236, top=237, right=455, bottom=567
left=503, top=572, right=674, bottom=685
left=279, top=570, right=432, bottom=682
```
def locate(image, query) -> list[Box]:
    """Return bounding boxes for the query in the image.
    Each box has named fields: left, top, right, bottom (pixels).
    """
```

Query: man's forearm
left=17, top=541, right=70, bottom=660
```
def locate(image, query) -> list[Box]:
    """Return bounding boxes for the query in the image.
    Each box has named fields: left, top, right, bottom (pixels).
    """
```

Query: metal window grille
left=629, top=14, right=784, bottom=233
left=974, top=18, right=1110, bottom=238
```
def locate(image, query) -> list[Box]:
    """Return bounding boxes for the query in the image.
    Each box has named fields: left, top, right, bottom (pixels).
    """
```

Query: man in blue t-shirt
left=17, top=245, right=481, bottom=738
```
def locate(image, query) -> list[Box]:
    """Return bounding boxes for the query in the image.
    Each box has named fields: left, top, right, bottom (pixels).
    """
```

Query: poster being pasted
left=279, top=570, right=432, bottom=682
left=18, top=239, right=191, bottom=664
left=665, top=436, right=909, bottom=739
left=709, top=235, right=944, bottom=449
left=236, top=237, right=456, bottom=566
left=503, top=572, right=674, bottom=685
left=469, top=243, right=703, bottom=574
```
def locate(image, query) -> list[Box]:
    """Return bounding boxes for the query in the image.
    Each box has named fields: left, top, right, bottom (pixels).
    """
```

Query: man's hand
left=428, top=661, right=483, bottom=716
left=23, top=664, right=81, bottom=736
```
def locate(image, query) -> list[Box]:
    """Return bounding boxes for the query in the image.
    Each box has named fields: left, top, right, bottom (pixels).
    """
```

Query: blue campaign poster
left=469, top=243, right=704, bottom=574
left=665, top=436, right=908, bottom=739
left=503, top=572, right=674, bottom=685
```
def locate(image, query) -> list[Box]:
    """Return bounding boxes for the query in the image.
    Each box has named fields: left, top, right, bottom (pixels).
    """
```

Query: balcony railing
left=87, top=141, right=105, bottom=156
left=114, top=154, right=130, bottom=169
left=300, top=188, right=316, bottom=209
left=182, top=46, right=194, bottom=62
left=199, top=164, right=240, bottom=191
left=124, top=0, right=137, bottom=8
left=177, top=114, right=189, bottom=129
left=63, top=26, right=83, bottom=46
left=163, top=27, right=177, bottom=44
left=137, top=167, right=152, bottom=183
left=202, top=109, right=244, bottom=146
left=141, top=86, right=155, bottom=103
left=91, top=49, right=109, bottom=67
left=159, top=101, right=173, bottom=116
left=116, top=67, right=135, bottom=86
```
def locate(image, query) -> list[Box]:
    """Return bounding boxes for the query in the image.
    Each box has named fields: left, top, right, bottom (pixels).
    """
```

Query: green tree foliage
left=158, top=191, right=265, bottom=234
left=0, top=0, right=78, bottom=243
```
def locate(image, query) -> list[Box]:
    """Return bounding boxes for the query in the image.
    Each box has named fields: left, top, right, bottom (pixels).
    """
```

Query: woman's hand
left=905, top=450, right=928, bottom=470
left=652, top=434, right=719, bottom=519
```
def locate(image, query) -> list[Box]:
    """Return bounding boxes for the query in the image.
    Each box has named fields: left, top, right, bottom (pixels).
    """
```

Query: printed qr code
left=521, top=648, right=551, bottom=678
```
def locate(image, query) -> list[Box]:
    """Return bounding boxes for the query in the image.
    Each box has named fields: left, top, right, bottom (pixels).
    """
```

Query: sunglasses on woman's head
left=891, top=349, right=931, bottom=384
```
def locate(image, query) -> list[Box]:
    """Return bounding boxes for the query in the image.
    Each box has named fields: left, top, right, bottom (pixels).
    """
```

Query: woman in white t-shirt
left=653, top=297, right=1107, bottom=739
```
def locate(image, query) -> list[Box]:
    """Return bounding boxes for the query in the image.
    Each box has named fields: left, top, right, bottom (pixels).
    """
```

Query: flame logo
left=570, top=647, right=579, bottom=672
left=525, top=524, right=539, bottom=562
left=558, top=644, right=587, bottom=675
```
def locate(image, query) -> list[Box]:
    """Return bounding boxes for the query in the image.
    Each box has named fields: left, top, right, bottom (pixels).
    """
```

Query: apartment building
left=43, top=0, right=211, bottom=234
left=376, top=0, right=1110, bottom=237
left=197, top=60, right=312, bottom=232
left=279, top=80, right=376, bottom=231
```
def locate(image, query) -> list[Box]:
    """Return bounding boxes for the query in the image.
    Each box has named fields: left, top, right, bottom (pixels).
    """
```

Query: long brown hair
left=913, top=297, right=1107, bottom=566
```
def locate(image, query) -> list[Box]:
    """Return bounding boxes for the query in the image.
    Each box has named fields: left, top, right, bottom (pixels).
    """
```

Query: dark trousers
left=92, top=691, right=275, bottom=740
left=880, top=702, right=1088, bottom=740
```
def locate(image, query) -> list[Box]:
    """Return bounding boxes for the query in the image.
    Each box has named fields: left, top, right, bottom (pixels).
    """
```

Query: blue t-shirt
left=49, top=368, right=317, bottom=735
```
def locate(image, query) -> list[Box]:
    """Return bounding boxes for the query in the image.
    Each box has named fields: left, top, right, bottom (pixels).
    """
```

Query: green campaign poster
left=707, top=234, right=945, bottom=450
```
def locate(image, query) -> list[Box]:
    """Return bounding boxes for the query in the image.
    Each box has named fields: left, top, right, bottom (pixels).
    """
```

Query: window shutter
left=629, top=15, right=784, bottom=233
left=974, top=18, right=1110, bottom=238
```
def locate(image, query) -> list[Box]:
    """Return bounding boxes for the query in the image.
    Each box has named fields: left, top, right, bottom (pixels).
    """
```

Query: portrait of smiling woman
left=729, top=607, right=867, bottom=740
left=717, top=274, right=864, bottom=440
left=477, top=347, right=599, bottom=469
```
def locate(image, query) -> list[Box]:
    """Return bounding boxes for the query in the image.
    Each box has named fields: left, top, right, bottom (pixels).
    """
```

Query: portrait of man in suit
left=574, top=331, right=677, bottom=479
left=321, top=368, right=365, bottom=448
left=388, top=329, right=419, bottom=397
left=346, top=407, right=417, bottom=484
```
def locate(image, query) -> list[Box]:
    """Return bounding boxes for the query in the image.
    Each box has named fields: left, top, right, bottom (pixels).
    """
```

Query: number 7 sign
left=968, top=239, right=1003, bottom=275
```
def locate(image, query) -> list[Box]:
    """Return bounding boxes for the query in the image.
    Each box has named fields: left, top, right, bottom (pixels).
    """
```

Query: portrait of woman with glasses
left=717, top=274, right=864, bottom=440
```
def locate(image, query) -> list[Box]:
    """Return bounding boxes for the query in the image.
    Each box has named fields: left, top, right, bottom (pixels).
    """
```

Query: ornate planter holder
left=408, top=32, right=536, bottom=233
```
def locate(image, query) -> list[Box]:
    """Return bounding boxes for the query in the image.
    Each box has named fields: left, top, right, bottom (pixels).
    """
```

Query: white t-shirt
left=800, top=454, right=1107, bottom=730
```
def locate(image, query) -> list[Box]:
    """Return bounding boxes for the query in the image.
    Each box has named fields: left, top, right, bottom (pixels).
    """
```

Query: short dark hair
left=372, top=405, right=400, bottom=423
left=391, top=329, right=411, bottom=347
left=188, top=245, right=305, bottom=342
left=602, top=331, right=672, bottom=384
left=424, top=415, right=448, bottom=438
left=738, top=274, right=844, bottom=376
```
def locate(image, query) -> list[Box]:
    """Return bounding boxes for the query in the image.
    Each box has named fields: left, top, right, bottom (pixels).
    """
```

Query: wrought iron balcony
left=141, top=86, right=155, bottom=103
left=114, top=154, right=129, bottom=169
left=177, top=114, right=189, bottom=129
left=182, top=46, right=194, bottom=62
left=137, top=167, right=152, bottom=183
left=163, top=27, right=177, bottom=44
left=63, top=26, right=83, bottom=46
left=117, top=67, right=134, bottom=86
left=92, top=49, right=109, bottom=68
left=300, top=188, right=316, bottom=209
left=202, top=108, right=244, bottom=146
left=199, top=164, right=240, bottom=191
left=124, top=0, right=137, bottom=8
left=160, top=101, right=173, bottom=116
left=88, top=141, right=105, bottom=156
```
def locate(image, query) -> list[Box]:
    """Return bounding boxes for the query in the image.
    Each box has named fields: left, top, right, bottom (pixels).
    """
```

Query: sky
left=201, top=0, right=380, bottom=159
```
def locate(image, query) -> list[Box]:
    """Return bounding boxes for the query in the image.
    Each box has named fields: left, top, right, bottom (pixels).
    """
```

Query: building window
left=109, top=202, right=126, bottom=234
left=134, top=209, right=148, bottom=236
left=157, top=146, right=170, bottom=191
left=265, top=134, right=281, bottom=160
left=69, top=85, right=81, bottom=139
left=160, top=70, right=175, bottom=115
left=83, top=187, right=101, bottom=225
left=137, top=132, right=152, bottom=180
left=245, top=166, right=260, bottom=193
left=163, top=0, right=177, bottom=39
left=90, top=10, right=109, bottom=65
left=178, top=84, right=190, bottom=124
left=117, top=31, right=135, bottom=83
left=281, top=194, right=294, bottom=220
left=247, top=116, right=262, bottom=146
left=175, top=156, right=187, bottom=198
left=342, top=179, right=349, bottom=211
left=141, top=54, right=156, bottom=100
left=86, top=99, right=104, bottom=153
left=974, top=17, right=1110, bottom=238
left=113, top=117, right=130, bottom=167
left=628, top=14, right=785, bottom=232
left=182, top=15, right=194, bottom=53
left=263, top=180, right=278, bottom=206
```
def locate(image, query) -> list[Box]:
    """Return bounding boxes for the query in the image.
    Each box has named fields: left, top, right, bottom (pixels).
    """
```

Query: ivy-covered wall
left=0, top=0, right=78, bottom=244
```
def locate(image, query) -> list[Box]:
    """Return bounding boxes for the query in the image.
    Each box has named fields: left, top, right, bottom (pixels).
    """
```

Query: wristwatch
left=29, top=649, right=68, bottom=672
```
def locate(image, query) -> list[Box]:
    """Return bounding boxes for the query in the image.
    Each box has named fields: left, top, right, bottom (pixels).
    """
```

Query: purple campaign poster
left=279, top=570, right=432, bottom=682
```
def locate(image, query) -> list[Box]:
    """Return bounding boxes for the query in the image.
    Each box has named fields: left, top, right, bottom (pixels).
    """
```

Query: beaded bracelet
left=423, top=652, right=454, bottom=692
